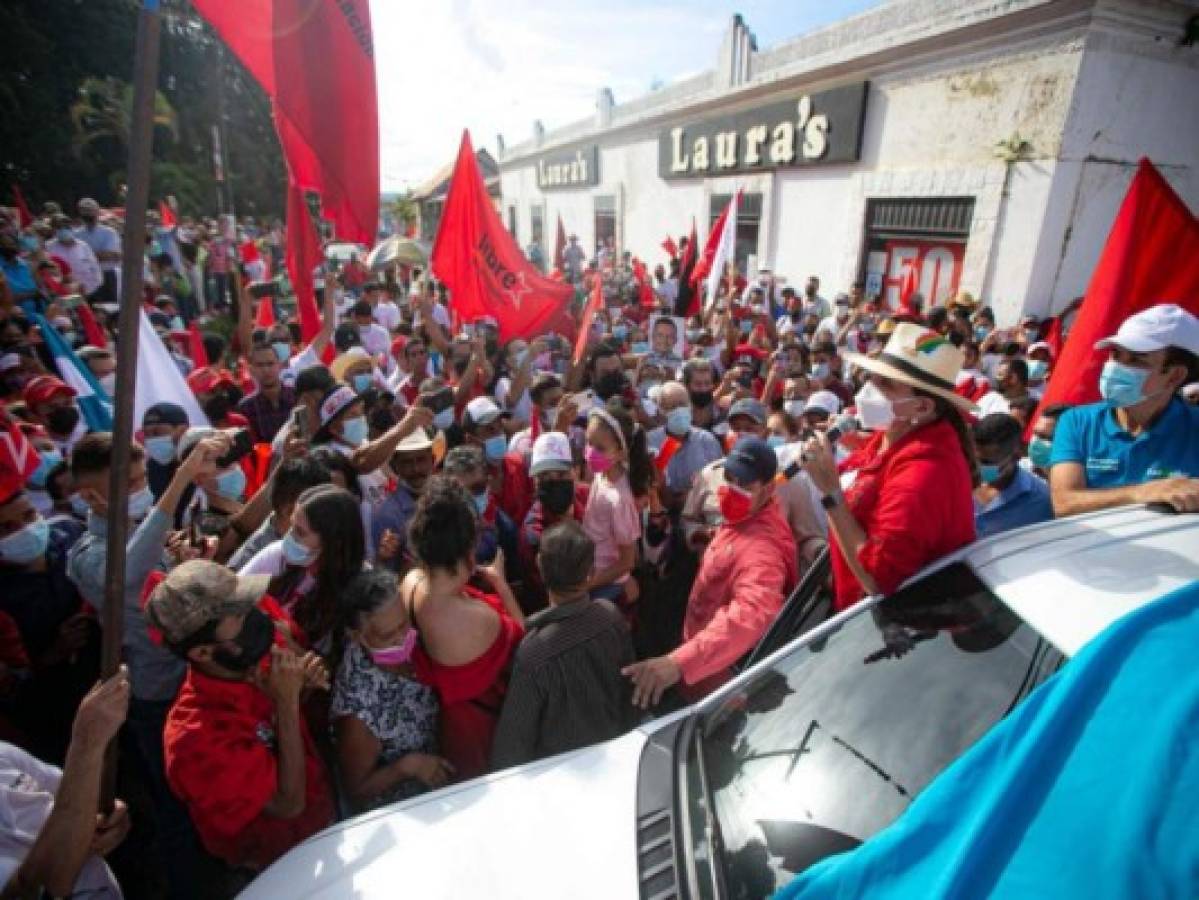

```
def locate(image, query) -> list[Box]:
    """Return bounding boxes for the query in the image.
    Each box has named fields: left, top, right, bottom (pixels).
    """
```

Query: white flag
left=135, top=310, right=210, bottom=431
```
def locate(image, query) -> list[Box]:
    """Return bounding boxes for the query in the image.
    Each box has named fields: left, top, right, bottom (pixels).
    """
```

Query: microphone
left=781, top=414, right=860, bottom=479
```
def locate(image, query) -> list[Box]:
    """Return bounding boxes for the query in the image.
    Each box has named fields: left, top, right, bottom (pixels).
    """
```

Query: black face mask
left=212, top=608, right=275, bottom=672
left=689, top=390, right=714, bottom=408
left=594, top=371, right=627, bottom=401
left=47, top=406, right=80, bottom=435
left=538, top=479, right=575, bottom=517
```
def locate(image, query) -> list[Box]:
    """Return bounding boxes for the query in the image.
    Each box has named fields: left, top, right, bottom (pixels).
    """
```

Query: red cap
left=186, top=367, right=237, bottom=396
left=23, top=375, right=76, bottom=409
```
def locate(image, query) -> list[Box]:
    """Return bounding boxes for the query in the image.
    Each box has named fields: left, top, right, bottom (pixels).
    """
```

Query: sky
left=371, top=0, right=887, bottom=193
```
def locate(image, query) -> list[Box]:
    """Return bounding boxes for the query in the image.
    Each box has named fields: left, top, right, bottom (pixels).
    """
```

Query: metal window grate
left=866, top=197, right=974, bottom=237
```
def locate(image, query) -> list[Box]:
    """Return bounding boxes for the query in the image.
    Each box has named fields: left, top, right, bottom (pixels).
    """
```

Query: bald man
left=647, top=381, right=724, bottom=505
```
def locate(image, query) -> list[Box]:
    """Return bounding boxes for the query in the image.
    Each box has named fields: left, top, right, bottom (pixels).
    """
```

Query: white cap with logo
left=1094, top=304, right=1199, bottom=355
left=530, top=432, right=573, bottom=476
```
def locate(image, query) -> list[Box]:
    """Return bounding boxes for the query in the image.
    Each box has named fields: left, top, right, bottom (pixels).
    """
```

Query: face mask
left=595, top=371, right=626, bottom=401
left=472, top=490, right=490, bottom=515
left=767, top=434, right=787, bottom=450
left=979, top=461, right=1009, bottom=485
left=1027, top=436, right=1053, bottom=470
left=353, top=373, right=373, bottom=394
left=145, top=435, right=177, bottom=466
left=783, top=399, right=806, bottom=419
left=213, top=607, right=275, bottom=672
left=0, top=519, right=50, bottom=565
left=272, top=342, right=291, bottom=363
left=99, top=373, right=117, bottom=396
left=585, top=445, right=614, bottom=474
left=739, top=320, right=753, bottom=337
left=214, top=467, right=246, bottom=501
left=631, top=342, right=650, bottom=355
left=46, top=406, right=80, bottom=436
left=1026, top=359, right=1049, bottom=382
left=613, top=325, right=629, bottom=342
left=27, top=448, right=63, bottom=489
left=69, top=493, right=91, bottom=519
left=433, top=408, right=454, bottom=431
left=127, top=486, right=155, bottom=520
left=812, top=362, right=831, bottom=380
left=1098, top=359, right=1151, bottom=409
left=717, top=483, right=754, bottom=525
left=537, top=479, right=575, bottom=516
left=974, top=325, right=990, bottom=342
left=340, top=415, right=369, bottom=446
left=170, top=316, right=184, bottom=331
left=483, top=434, right=507, bottom=464
left=281, top=529, right=317, bottom=566
left=686, top=329, right=702, bottom=343
left=854, top=381, right=896, bottom=431
left=689, top=389, right=713, bottom=408
left=56, top=229, right=74, bottom=243
left=367, top=627, right=418, bottom=667
left=666, top=405, right=692, bottom=437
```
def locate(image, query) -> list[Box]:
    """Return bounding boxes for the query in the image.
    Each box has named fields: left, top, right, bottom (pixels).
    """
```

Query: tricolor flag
left=704, top=191, right=741, bottom=311
left=32, top=313, right=113, bottom=432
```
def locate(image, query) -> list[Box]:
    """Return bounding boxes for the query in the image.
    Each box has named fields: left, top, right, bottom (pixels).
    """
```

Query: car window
left=691, top=563, right=1065, bottom=899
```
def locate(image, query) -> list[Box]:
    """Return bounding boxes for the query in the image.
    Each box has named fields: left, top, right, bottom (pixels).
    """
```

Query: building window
left=507, top=205, right=518, bottom=239
left=594, top=195, right=616, bottom=255
left=709, top=193, right=762, bottom=277
left=860, top=197, right=975, bottom=309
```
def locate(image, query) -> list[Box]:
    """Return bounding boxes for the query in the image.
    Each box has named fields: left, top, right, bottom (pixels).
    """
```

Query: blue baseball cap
left=724, top=436, right=778, bottom=485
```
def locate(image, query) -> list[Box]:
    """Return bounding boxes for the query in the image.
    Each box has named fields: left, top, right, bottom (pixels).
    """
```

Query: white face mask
left=854, top=381, right=896, bottom=431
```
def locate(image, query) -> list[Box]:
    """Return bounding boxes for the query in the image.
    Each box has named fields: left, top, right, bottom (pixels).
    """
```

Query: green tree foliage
left=0, top=0, right=286, bottom=220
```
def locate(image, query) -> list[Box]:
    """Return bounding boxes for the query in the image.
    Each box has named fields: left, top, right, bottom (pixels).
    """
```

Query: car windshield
left=689, top=563, right=1065, bottom=899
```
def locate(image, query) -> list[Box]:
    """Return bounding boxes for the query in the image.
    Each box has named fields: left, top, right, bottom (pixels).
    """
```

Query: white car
left=242, top=506, right=1199, bottom=899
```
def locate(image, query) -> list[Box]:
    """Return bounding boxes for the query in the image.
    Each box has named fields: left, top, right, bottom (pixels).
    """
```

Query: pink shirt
left=582, top=471, right=641, bottom=584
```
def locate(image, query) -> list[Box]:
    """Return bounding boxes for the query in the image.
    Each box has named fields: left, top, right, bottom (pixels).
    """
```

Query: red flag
left=1042, top=296, right=1083, bottom=361
left=553, top=214, right=567, bottom=274
left=76, top=302, right=108, bottom=349
left=691, top=192, right=741, bottom=291
left=632, top=259, right=654, bottom=308
left=573, top=276, right=604, bottom=365
left=0, top=408, right=41, bottom=500
left=193, top=0, right=379, bottom=340
left=661, top=236, right=678, bottom=260
left=899, top=261, right=919, bottom=310
left=432, top=132, right=575, bottom=342
left=655, top=435, right=681, bottom=473
left=676, top=220, right=699, bottom=317
left=255, top=296, right=276, bottom=328
left=158, top=199, right=177, bottom=230
left=187, top=322, right=209, bottom=369
left=9, top=185, right=33, bottom=228
left=1034, top=158, right=1199, bottom=417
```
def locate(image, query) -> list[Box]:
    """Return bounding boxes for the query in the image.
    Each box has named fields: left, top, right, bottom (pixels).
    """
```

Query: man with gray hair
left=74, top=198, right=121, bottom=305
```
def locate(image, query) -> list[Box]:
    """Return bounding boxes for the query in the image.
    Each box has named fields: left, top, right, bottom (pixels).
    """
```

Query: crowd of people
left=1, top=195, right=1198, bottom=898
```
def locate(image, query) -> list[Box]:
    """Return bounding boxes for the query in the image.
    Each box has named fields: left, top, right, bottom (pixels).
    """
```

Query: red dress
left=412, top=588, right=523, bottom=780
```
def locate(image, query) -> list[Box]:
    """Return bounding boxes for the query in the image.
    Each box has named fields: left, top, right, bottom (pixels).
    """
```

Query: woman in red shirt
left=802, top=324, right=979, bottom=611
left=400, top=476, right=525, bottom=780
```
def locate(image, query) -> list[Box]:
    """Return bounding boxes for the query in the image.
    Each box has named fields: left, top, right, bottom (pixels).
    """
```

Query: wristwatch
left=821, top=493, right=840, bottom=511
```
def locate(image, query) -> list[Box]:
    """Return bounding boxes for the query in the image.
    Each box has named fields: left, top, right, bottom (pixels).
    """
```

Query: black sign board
left=659, top=82, right=868, bottom=179
left=536, top=145, right=600, bottom=191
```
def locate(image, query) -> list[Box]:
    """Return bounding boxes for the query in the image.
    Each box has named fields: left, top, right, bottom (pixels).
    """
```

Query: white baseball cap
left=530, top=432, right=573, bottom=476
left=806, top=390, right=842, bottom=416
left=464, top=396, right=506, bottom=428
left=1094, top=304, right=1199, bottom=355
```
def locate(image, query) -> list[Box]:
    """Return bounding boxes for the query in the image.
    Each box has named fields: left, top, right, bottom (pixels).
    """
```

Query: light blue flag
left=32, top=313, right=113, bottom=432
left=777, top=579, right=1199, bottom=899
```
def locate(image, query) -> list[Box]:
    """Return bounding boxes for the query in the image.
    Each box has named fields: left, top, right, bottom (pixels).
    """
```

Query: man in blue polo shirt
left=973, top=413, right=1053, bottom=538
left=1049, top=304, right=1199, bottom=516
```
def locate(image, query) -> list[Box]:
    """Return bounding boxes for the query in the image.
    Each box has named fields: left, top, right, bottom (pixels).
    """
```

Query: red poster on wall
left=881, top=240, right=965, bottom=310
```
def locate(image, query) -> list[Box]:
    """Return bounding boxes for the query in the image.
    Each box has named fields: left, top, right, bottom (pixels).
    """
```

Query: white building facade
left=496, top=0, right=1199, bottom=324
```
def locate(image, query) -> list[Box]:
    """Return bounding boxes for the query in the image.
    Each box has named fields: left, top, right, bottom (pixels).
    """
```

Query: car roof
left=953, top=506, right=1199, bottom=657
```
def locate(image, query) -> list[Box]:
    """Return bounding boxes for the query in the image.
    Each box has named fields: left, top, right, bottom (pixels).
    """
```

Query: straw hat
left=844, top=323, right=978, bottom=413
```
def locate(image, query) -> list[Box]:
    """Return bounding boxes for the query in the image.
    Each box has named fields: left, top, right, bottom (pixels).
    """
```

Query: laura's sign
left=536, top=145, right=600, bottom=190
left=659, top=82, right=868, bottom=179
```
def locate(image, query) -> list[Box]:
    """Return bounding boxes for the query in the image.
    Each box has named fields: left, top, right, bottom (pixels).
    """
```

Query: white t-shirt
left=814, top=315, right=847, bottom=344
left=373, top=301, right=402, bottom=332
left=358, top=323, right=391, bottom=360
left=0, top=743, right=122, bottom=898
left=46, top=238, right=103, bottom=295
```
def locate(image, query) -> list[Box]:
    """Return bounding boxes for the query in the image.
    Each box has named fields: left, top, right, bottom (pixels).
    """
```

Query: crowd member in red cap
left=186, top=367, right=249, bottom=430
left=22, top=376, right=81, bottom=455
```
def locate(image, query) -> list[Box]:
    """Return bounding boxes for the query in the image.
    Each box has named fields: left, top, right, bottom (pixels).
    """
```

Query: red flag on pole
left=691, top=191, right=742, bottom=292
left=574, top=276, right=604, bottom=365
left=1033, top=158, right=1199, bottom=417
left=676, top=220, right=700, bottom=317
left=897, top=260, right=920, bottom=316
left=432, top=131, right=574, bottom=342
left=158, top=199, right=177, bottom=230
left=193, top=0, right=379, bottom=341
left=553, top=214, right=567, bottom=273
left=187, top=322, right=209, bottom=369
left=661, top=235, right=678, bottom=260
left=76, top=302, right=108, bottom=349
left=255, top=296, right=275, bottom=328
left=9, top=185, right=33, bottom=229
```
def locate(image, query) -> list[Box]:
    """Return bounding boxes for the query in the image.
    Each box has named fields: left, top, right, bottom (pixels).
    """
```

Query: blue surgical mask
left=631, top=342, right=650, bottom=355
left=353, top=373, right=373, bottom=394
left=145, top=435, right=177, bottom=466
left=613, top=325, right=629, bottom=342
left=979, top=462, right=1006, bottom=485
left=472, top=490, right=489, bottom=515
left=974, top=325, right=990, bottom=341
left=0, top=518, right=50, bottom=565
left=127, top=486, right=155, bottom=520
left=272, top=342, right=291, bottom=363
left=433, top=408, right=454, bottom=431
left=69, top=493, right=91, bottom=519
left=739, top=320, right=753, bottom=336
left=27, top=449, right=63, bottom=489
left=1027, top=436, right=1053, bottom=470
left=281, top=530, right=317, bottom=566
left=214, top=467, right=247, bottom=501
left=1025, top=359, right=1049, bottom=382
left=666, top=406, right=692, bottom=437
left=812, top=362, right=830, bottom=380
left=483, top=434, right=507, bottom=463
left=1098, top=359, right=1150, bottom=409
left=767, top=434, right=787, bottom=450
left=341, top=415, right=369, bottom=446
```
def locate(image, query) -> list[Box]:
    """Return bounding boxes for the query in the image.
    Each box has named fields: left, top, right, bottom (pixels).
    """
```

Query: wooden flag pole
left=100, top=0, right=162, bottom=809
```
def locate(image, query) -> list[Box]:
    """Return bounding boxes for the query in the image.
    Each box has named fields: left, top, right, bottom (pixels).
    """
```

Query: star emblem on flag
left=506, top=271, right=531, bottom=310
